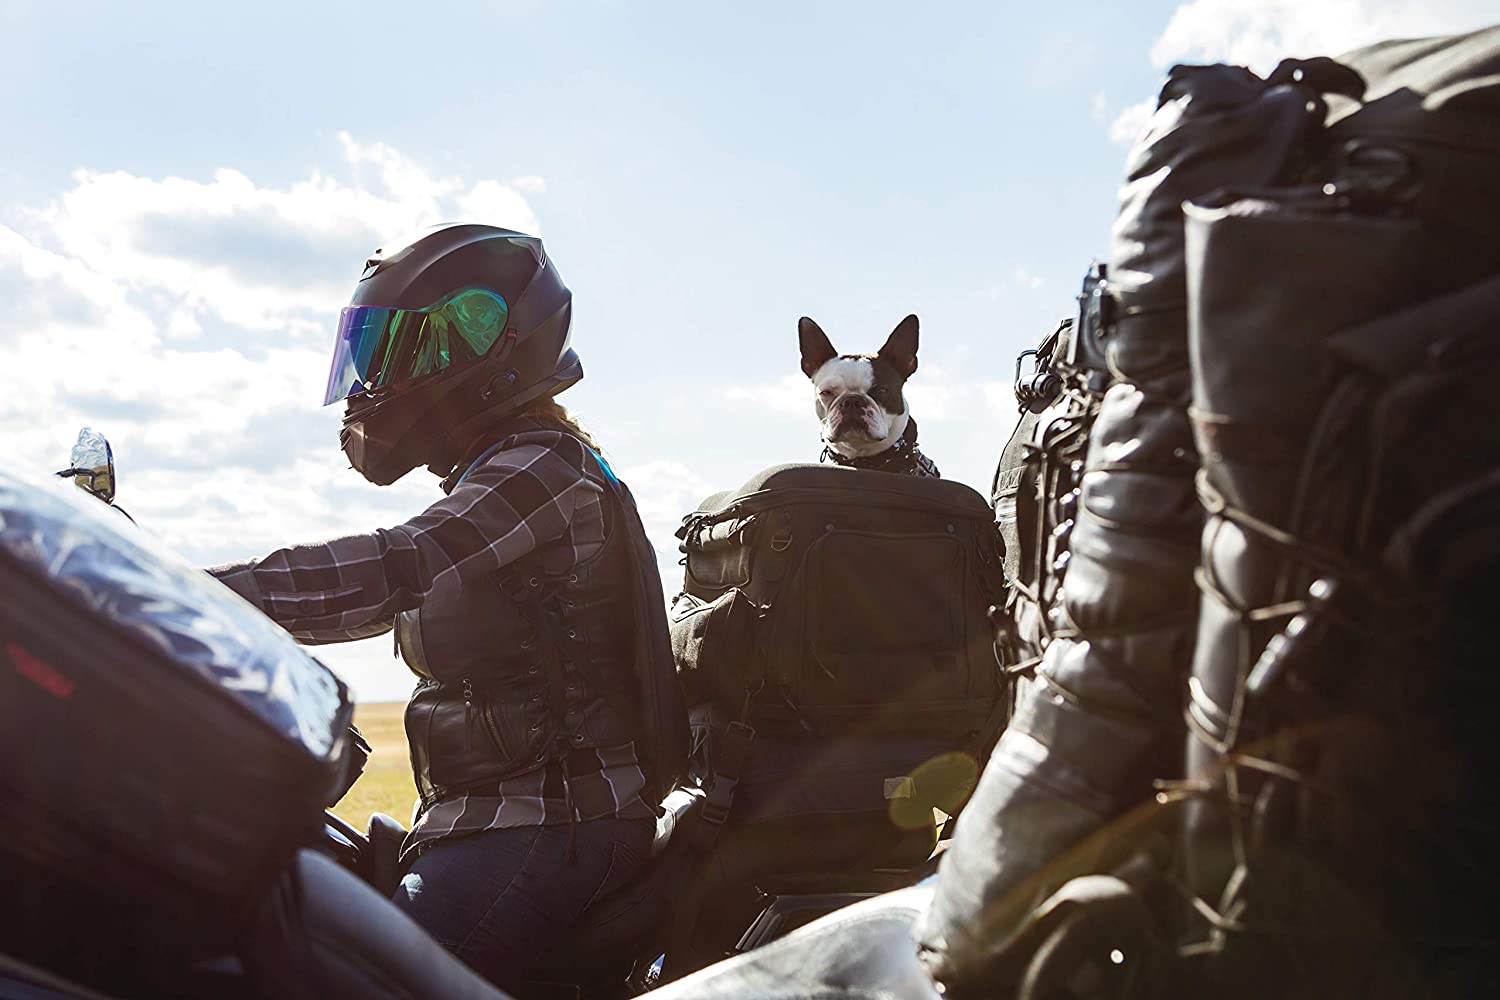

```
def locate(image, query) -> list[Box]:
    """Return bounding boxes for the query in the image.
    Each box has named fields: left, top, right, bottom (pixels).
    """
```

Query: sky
left=3, top=0, right=1495, bottom=701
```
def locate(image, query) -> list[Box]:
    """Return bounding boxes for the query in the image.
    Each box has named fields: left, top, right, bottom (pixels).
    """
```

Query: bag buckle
left=699, top=720, right=756, bottom=829
left=700, top=775, right=739, bottom=827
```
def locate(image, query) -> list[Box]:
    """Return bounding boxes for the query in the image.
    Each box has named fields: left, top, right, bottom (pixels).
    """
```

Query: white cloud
left=1107, top=0, right=1497, bottom=143
left=1, top=139, right=549, bottom=704
left=910, top=372, right=1027, bottom=426
left=623, top=456, right=714, bottom=521
left=617, top=458, right=717, bottom=588
left=725, top=373, right=812, bottom=417
left=1090, top=90, right=1110, bottom=122
left=0, top=134, right=544, bottom=564
left=623, top=459, right=716, bottom=522
left=1150, top=0, right=1495, bottom=73
left=982, top=381, right=1019, bottom=416
left=458, top=179, right=543, bottom=235
left=18, top=133, right=541, bottom=338
left=987, top=265, right=1050, bottom=299
left=1107, top=98, right=1156, bottom=146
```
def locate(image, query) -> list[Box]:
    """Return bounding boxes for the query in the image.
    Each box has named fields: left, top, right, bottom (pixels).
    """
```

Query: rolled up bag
left=1178, top=27, right=1500, bottom=975
left=916, top=59, right=1352, bottom=994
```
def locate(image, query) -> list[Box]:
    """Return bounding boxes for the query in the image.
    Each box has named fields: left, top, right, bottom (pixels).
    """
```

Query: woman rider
left=209, top=223, right=686, bottom=989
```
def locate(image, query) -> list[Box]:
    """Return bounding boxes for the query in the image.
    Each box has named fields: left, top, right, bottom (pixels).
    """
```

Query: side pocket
left=478, top=699, right=513, bottom=761
left=417, top=687, right=529, bottom=791
left=683, top=514, right=758, bottom=592
left=993, top=406, right=1042, bottom=589
left=669, top=589, right=757, bottom=708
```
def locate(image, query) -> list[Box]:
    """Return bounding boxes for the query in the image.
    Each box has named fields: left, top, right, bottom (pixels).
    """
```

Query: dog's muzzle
left=830, top=395, right=872, bottom=432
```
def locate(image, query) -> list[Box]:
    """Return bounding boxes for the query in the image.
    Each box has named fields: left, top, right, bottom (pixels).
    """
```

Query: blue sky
left=3, top=0, right=1493, bottom=699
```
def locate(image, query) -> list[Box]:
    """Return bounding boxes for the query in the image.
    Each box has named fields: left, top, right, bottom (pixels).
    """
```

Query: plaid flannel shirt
left=208, top=417, right=654, bottom=858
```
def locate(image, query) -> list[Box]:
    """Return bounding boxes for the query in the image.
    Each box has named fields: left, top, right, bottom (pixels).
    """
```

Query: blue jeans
left=390, top=817, right=654, bottom=990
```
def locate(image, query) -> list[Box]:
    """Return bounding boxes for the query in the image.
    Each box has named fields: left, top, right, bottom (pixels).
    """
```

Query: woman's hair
left=524, top=395, right=601, bottom=453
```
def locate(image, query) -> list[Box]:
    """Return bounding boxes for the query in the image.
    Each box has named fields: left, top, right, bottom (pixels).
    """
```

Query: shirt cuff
left=206, top=560, right=266, bottom=610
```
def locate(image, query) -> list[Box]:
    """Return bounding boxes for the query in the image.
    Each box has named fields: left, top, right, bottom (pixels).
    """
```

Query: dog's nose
left=837, top=394, right=868, bottom=411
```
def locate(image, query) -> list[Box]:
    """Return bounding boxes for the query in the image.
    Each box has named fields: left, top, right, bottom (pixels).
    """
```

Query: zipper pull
left=462, top=677, right=475, bottom=750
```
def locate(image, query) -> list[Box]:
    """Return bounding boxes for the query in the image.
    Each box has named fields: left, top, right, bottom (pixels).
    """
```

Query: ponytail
left=524, top=396, right=602, bottom=454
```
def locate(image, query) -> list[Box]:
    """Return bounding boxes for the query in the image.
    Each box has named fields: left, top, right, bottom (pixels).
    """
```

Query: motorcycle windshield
left=322, top=286, right=511, bottom=405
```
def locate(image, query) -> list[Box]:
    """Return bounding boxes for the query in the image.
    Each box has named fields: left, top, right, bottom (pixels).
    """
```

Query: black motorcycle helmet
left=323, top=223, right=579, bottom=485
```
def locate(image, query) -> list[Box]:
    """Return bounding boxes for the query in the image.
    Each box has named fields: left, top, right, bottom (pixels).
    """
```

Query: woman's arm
left=207, top=434, right=600, bottom=642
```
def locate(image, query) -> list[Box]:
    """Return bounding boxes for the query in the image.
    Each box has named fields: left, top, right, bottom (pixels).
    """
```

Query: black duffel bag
left=0, top=464, right=356, bottom=985
left=671, top=463, right=1007, bottom=743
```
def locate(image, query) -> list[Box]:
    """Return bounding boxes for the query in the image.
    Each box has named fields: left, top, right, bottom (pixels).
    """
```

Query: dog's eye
left=818, top=389, right=835, bottom=399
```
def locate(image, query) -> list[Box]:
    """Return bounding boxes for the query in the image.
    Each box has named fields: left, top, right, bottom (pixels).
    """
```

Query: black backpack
left=991, top=310, right=1110, bottom=666
left=670, top=464, right=1007, bottom=742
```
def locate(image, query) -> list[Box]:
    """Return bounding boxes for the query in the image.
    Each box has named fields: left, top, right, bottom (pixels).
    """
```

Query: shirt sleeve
left=207, top=438, right=600, bottom=642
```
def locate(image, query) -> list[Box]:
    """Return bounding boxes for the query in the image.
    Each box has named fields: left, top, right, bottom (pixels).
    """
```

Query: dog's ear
left=878, top=314, right=919, bottom=377
left=799, top=317, right=838, bottom=378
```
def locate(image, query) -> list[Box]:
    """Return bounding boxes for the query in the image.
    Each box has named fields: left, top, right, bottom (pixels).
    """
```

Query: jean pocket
left=584, top=836, right=646, bottom=911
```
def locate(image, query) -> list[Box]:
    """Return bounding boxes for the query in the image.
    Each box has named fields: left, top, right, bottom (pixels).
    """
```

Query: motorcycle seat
left=367, top=812, right=407, bottom=897
left=646, top=883, right=942, bottom=999
left=360, top=786, right=703, bottom=898
left=530, top=790, right=706, bottom=975
left=245, top=848, right=513, bottom=1000
left=545, top=797, right=937, bottom=983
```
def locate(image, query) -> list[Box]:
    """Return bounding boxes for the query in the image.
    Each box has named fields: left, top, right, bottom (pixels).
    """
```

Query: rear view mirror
left=57, top=427, right=117, bottom=504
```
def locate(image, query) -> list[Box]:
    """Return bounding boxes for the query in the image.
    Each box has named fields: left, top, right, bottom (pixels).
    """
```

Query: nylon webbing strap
left=689, top=720, right=755, bottom=850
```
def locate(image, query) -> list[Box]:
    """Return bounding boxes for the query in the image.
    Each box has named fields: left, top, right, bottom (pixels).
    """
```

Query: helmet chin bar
left=340, top=382, right=465, bottom=486
left=341, top=420, right=427, bottom=486
left=337, top=301, right=578, bottom=485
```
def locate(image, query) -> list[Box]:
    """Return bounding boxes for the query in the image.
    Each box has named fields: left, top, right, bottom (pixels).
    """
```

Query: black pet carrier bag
left=673, top=463, right=1007, bottom=741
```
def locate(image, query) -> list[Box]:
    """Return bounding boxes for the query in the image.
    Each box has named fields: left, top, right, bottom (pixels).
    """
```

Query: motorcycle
left=0, top=429, right=943, bottom=1000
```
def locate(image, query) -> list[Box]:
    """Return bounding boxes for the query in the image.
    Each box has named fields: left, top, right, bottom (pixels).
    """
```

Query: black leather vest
left=398, top=458, right=639, bottom=807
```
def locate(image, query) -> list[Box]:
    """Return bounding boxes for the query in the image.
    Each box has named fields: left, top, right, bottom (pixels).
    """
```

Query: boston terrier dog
left=798, top=314, right=940, bottom=478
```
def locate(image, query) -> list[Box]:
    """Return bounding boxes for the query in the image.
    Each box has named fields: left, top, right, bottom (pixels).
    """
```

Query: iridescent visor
left=322, top=286, right=511, bottom=405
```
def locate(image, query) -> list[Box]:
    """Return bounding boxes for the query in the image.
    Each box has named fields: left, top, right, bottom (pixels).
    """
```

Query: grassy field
left=333, top=701, right=419, bottom=830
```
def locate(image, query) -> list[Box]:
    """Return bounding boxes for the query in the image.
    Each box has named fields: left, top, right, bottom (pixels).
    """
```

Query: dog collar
left=820, top=419, right=940, bottom=477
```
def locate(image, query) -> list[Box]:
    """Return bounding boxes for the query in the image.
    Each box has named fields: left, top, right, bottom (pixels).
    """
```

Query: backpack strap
left=687, top=719, right=756, bottom=850
left=577, top=445, right=689, bottom=802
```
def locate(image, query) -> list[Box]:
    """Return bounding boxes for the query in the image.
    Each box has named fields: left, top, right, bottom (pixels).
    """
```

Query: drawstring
left=561, top=750, right=578, bottom=863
